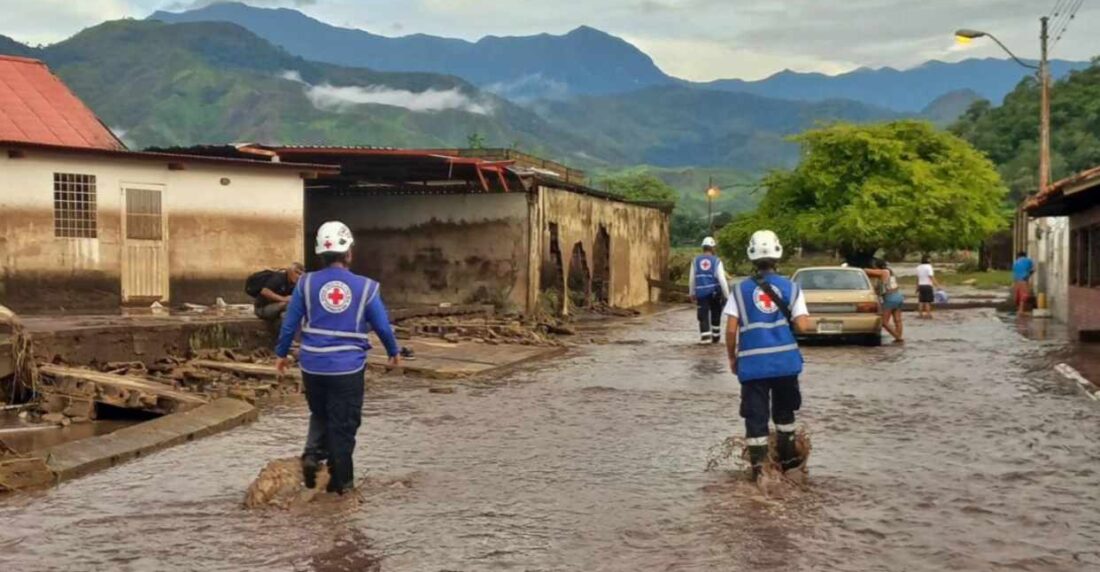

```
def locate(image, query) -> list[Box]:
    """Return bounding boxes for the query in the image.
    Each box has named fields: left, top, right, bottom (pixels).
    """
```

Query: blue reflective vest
left=298, top=268, right=379, bottom=376
left=732, top=274, right=803, bottom=383
left=694, top=254, right=720, bottom=299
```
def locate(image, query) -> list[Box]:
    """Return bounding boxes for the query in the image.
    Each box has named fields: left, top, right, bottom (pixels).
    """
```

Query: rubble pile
left=397, top=316, right=568, bottom=346
left=132, top=349, right=301, bottom=403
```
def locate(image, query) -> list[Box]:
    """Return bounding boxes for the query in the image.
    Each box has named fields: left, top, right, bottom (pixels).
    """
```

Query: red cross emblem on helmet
left=319, top=281, right=353, bottom=313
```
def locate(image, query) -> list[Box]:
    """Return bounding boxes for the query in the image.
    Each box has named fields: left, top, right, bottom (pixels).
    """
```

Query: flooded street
left=2, top=308, right=1099, bottom=571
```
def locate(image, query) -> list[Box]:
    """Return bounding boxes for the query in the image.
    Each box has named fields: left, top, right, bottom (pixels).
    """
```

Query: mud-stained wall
left=0, top=148, right=304, bottom=313
left=306, top=191, right=531, bottom=310
left=532, top=186, right=670, bottom=312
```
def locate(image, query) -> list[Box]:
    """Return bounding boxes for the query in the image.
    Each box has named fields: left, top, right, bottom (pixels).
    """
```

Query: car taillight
left=856, top=302, right=880, bottom=313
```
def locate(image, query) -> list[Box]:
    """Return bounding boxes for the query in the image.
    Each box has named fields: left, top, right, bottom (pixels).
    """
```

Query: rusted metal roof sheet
left=0, top=55, right=125, bottom=150
left=1026, top=165, right=1100, bottom=216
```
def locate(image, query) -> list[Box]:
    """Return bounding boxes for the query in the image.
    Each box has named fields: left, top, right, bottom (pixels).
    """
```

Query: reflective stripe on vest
left=734, top=275, right=803, bottom=382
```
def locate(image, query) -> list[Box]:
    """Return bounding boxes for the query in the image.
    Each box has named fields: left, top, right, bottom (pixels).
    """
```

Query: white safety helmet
left=701, top=236, right=717, bottom=248
left=315, top=221, right=355, bottom=255
left=747, top=230, right=783, bottom=261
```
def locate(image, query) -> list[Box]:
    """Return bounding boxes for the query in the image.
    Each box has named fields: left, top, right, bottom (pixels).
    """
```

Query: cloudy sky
left=1, top=0, right=1097, bottom=80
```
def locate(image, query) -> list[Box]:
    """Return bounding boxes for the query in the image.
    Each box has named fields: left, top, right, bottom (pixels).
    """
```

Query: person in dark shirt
left=254, top=262, right=304, bottom=322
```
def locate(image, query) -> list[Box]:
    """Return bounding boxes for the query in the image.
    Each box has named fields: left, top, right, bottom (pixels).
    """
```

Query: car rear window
left=794, top=269, right=871, bottom=291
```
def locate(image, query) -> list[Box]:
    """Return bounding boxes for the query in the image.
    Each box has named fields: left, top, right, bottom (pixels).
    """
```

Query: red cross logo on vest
left=699, top=258, right=712, bottom=272
left=319, top=281, right=353, bottom=313
left=753, top=286, right=779, bottom=314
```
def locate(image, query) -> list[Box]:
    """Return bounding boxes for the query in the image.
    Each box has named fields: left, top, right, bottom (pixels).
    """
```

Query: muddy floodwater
left=2, top=309, right=1099, bottom=571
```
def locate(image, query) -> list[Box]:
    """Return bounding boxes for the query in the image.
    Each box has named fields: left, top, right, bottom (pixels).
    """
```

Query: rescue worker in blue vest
left=275, top=221, right=400, bottom=495
left=689, top=237, right=731, bottom=344
left=723, top=230, right=811, bottom=481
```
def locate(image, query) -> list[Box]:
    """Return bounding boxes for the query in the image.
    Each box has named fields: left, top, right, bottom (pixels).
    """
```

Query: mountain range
left=0, top=19, right=909, bottom=172
left=151, top=2, right=1088, bottom=112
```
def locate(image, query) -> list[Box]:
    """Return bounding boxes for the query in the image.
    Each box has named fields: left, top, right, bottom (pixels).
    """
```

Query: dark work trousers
left=740, top=376, right=801, bottom=439
left=696, top=294, right=725, bottom=341
left=302, top=415, right=329, bottom=462
left=303, top=368, right=366, bottom=492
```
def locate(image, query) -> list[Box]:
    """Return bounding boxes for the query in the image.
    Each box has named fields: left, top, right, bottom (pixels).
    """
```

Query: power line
left=1051, top=0, right=1085, bottom=50
left=1049, top=0, right=1070, bottom=19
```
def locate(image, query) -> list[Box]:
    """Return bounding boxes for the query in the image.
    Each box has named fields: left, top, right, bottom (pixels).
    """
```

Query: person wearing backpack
left=723, top=230, right=811, bottom=481
left=275, top=221, right=400, bottom=495
left=247, top=263, right=303, bottom=323
left=689, top=236, right=731, bottom=344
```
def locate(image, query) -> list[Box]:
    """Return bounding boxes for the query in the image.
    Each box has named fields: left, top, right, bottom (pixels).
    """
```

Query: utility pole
left=1039, top=15, right=1051, bottom=194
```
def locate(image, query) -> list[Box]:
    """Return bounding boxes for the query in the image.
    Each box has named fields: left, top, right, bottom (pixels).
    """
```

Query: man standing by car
left=1012, top=251, right=1035, bottom=317
left=723, top=230, right=811, bottom=481
left=251, top=263, right=304, bottom=323
left=689, top=237, right=731, bottom=344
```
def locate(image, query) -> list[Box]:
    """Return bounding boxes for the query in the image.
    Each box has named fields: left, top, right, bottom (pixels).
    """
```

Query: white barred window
left=53, top=173, right=97, bottom=238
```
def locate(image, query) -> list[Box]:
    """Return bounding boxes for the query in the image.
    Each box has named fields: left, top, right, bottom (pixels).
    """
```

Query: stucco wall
left=0, top=148, right=304, bottom=313
left=533, top=186, right=670, bottom=312
left=305, top=190, right=531, bottom=311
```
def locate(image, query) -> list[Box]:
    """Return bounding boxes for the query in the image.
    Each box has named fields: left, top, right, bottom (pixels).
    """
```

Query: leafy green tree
left=718, top=120, right=1009, bottom=265
left=466, top=132, right=486, bottom=149
left=600, top=172, right=678, bottom=203
left=952, top=61, right=1100, bottom=202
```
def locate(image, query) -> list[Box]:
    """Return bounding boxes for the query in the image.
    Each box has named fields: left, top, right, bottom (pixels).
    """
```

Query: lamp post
left=957, top=18, right=1052, bottom=310
left=955, top=17, right=1050, bottom=194
left=706, top=177, right=721, bottom=235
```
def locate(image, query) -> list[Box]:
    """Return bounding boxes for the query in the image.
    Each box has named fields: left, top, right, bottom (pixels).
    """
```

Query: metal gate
left=121, top=186, right=168, bottom=304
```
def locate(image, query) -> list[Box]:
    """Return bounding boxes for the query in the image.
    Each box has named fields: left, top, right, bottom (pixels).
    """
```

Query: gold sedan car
left=791, top=266, right=883, bottom=346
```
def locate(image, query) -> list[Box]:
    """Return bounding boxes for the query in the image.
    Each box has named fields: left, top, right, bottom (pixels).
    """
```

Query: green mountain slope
left=536, top=86, right=900, bottom=170
left=952, top=62, right=1100, bottom=202
left=10, top=20, right=607, bottom=163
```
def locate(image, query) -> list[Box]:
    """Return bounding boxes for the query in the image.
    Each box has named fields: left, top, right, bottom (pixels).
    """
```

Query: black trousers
left=696, top=295, right=725, bottom=338
left=740, top=376, right=801, bottom=439
left=303, top=368, right=366, bottom=492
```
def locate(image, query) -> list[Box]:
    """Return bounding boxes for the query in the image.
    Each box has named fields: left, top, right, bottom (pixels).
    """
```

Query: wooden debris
left=39, top=364, right=208, bottom=415
left=0, top=457, right=54, bottom=492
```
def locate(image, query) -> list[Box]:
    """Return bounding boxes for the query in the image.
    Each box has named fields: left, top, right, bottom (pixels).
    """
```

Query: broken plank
left=190, top=360, right=299, bottom=380
left=39, top=365, right=207, bottom=415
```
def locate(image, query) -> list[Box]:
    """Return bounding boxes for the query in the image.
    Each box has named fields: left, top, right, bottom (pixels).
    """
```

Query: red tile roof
left=0, top=55, right=124, bottom=150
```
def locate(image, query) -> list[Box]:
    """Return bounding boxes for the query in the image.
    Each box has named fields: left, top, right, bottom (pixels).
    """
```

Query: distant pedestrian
left=690, top=236, right=731, bottom=344
left=1012, top=251, right=1035, bottom=317
left=864, top=260, right=904, bottom=343
left=915, top=256, right=940, bottom=319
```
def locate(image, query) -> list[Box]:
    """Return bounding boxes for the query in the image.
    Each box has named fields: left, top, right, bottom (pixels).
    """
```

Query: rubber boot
left=747, top=445, right=769, bottom=481
left=776, top=431, right=802, bottom=472
left=301, top=454, right=320, bottom=489
left=326, top=454, right=355, bottom=495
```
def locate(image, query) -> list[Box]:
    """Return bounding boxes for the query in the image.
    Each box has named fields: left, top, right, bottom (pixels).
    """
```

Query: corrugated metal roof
left=1026, top=165, right=1100, bottom=215
left=0, top=55, right=124, bottom=150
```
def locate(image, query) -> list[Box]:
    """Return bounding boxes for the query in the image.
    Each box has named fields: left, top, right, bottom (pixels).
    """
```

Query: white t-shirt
left=722, top=280, right=809, bottom=320
left=916, top=264, right=935, bottom=286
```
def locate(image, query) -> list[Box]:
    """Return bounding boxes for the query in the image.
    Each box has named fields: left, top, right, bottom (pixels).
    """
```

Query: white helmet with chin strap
left=747, top=230, right=783, bottom=261
left=315, top=221, right=355, bottom=255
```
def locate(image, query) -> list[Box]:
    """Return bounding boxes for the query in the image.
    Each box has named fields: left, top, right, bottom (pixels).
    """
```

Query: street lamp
left=706, top=177, right=720, bottom=235
left=954, top=18, right=1049, bottom=193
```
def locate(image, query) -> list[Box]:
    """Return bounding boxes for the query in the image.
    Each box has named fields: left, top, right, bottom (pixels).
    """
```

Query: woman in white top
left=864, top=259, right=904, bottom=343
left=915, top=255, right=940, bottom=319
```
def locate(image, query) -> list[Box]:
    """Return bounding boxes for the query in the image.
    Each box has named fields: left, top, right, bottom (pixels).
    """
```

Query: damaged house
left=0, top=56, right=333, bottom=313
left=168, top=146, right=672, bottom=315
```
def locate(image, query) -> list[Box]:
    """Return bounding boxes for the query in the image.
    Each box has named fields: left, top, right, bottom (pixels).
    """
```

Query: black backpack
left=245, top=269, right=277, bottom=298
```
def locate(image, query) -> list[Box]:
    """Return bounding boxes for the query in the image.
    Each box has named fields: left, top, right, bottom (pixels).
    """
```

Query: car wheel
left=861, top=334, right=883, bottom=347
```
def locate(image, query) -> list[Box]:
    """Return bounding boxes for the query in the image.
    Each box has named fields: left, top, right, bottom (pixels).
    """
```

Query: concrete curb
left=40, top=398, right=258, bottom=483
left=1054, top=363, right=1100, bottom=401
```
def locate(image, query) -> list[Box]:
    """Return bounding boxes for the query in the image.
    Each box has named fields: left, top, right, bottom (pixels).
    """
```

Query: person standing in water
left=689, top=236, right=731, bottom=344
left=724, top=230, right=811, bottom=481
left=865, top=259, right=904, bottom=343
left=275, top=221, right=400, bottom=495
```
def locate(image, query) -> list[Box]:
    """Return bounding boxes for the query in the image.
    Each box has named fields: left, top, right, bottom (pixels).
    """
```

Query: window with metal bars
left=53, top=173, right=97, bottom=238
left=125, top=189, right=163, bottom=240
